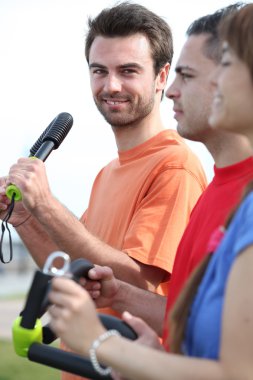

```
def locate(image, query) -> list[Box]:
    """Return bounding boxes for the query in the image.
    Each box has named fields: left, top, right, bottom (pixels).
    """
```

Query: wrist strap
left=0, top=193, right=15, bottom=263
left=13, top=214, right=32, bottom=228
left=89, top=329, right=120, bottom=376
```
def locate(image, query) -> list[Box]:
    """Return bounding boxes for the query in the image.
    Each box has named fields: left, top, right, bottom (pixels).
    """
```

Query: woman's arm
left=108, top=244, right=253, bottom=380
left=218, top=244, right=253, bottom=380
left=48, top=244, right=253, bottom=380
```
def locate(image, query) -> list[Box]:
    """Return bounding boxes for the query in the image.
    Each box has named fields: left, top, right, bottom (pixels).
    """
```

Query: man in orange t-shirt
left=82, top=128, right=206, bottom=319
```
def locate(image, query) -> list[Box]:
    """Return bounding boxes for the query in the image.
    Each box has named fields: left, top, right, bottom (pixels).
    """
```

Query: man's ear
left=156, top=63, right=170, bottom=92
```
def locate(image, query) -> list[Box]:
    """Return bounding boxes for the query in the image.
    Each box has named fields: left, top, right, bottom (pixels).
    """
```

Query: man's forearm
left=29, top=197, right=167, bottom=290
left=112, top=280, right=166, bottom=336
left=16, top=215, right=59, bottom=268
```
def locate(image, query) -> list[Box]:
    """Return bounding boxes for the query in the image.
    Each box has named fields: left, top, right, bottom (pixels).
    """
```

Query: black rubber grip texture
left=29, top=120, right=54, bottom=156
left=42, top=112, right=73, bottom=149
left=28, top=343, right=113, bottom=380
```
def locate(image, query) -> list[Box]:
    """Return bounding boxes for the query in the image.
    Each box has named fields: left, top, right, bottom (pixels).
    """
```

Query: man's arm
left=0, top=177, right=59, bottom=267
left=85, top=265, right=166, bottom=336
left=3, top=158, right=166, bottom=291
left=17, top=196, right=166, bottom=289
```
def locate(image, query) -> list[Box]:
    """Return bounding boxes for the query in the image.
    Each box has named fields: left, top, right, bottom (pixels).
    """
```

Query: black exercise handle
left=39, top=258, right=94, bottom=317
left=28, top=343, right=112, bottom=380
left=41, top=258, right=95, bottom=343
left=100, top=314, right=137, bottom=340
left=42, top=312, right=137, bottom=345
left=21, top=258, right=138, bottom=341
left=23, top=257, right=137, bottom=379
left=30, top=313, right=137, bottom=379
left=70, top=258, right=94, bottom=281
left=20, top=270, right=53, bottom=329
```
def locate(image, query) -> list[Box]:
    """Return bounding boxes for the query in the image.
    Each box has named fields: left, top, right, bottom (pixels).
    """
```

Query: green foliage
left=0, top=339, right=60, bottom=380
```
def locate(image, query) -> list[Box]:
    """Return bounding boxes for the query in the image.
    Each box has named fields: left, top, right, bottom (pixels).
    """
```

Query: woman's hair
left=169, top=3, right=253, bottom=354
left=219, top=3, right=253, bottom=80
left=169, top=253, right=212, bottom=353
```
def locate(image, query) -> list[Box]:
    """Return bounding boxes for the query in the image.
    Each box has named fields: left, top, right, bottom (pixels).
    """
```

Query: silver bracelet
left=89, top=329, right=121, bottom=376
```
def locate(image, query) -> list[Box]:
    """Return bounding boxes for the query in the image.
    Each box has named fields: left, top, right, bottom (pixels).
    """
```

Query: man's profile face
left=166, top=34, right=217, bottom=142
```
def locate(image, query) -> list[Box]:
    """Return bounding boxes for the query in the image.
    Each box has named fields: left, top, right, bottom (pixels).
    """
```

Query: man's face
left=88, top=34, right=161, bottom=128
left=166, top=34, right=217, bottom=142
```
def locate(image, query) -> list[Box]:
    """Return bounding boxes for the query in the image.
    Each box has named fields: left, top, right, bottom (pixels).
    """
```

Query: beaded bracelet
left=89, top=329, right=120, bottom=376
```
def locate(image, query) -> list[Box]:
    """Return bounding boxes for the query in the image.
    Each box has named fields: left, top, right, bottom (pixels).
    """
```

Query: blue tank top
left=183, top=191, right=253, bottom=358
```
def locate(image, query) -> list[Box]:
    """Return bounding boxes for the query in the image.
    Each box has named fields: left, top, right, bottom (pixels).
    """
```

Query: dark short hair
left=85, top=1, right=173, bottom=75
left=186, top=3, right=245, bottom=62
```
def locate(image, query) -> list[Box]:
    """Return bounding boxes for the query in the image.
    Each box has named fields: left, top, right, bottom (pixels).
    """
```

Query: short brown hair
left=85, top=1, right=173, bottom=76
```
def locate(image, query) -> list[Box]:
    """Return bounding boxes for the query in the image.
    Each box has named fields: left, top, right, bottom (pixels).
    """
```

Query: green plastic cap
left=6, top=185, right=22, bottom=201
left=12, top=316, right=43, bottom=357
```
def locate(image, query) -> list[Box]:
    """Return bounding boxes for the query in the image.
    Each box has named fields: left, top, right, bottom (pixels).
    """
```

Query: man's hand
left=0, top=176, right=30, bottom=226
left=82, top=265, right=120, bottom=308
left=8, top=158, right=53, bottom=211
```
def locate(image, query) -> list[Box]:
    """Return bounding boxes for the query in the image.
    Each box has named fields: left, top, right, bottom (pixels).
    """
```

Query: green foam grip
left=12, top=316, right=43, bottom=357
left=6, top=184, right=22, bottom=201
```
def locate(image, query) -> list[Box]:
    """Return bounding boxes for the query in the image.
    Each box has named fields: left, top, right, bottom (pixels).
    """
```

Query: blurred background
left=0, top=1, right=250, bottom=377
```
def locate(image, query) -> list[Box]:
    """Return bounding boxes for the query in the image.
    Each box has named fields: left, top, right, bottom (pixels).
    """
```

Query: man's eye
left=122, top=69, right=136, bottom=74
left=221, top=61, right=231, bottom=67
left=92, top=69, right=106, bottom=75
left=181, top=73, right=193, bottom=80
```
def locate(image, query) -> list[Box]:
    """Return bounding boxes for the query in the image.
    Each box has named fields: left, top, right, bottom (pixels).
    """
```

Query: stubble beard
left=177, top=115, right=210, bottom=143
left=94, top=94, right=155, bottom=128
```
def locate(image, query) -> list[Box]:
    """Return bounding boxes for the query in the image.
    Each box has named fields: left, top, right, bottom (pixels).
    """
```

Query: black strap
left=0, top=193, right=15, bottom=263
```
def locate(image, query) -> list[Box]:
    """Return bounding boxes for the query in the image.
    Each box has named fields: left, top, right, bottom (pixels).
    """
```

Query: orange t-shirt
left=62, top=129, right=206, bottom=380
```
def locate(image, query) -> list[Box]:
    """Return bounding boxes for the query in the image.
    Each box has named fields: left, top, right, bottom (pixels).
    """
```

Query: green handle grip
left=6, top=184, right=22, bottom=201
left=6, top=157, right=38, bottom=201
left=12, top=316, right=43, bottom=357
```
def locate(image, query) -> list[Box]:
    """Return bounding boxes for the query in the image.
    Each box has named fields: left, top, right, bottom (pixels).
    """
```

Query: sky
left=0, top=0, right=250, bottom=219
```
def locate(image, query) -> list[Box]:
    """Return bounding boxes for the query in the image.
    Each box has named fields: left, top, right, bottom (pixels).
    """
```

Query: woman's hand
left=122, top=311, right=164, bottom=351
left=48, top=277, right=106, bottom=355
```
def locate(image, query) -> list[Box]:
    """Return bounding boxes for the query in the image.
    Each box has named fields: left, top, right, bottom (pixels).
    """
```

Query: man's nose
left=104, top=74, right=122, bottom=93
left=166, top=80, right=180, bottom=99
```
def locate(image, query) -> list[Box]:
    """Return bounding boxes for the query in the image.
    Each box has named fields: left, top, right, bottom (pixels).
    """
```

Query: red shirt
left=163, top=156, right=253, bottom=348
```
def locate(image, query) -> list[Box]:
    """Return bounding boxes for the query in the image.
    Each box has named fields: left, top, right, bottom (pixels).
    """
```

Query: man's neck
left=206, top=132, right=253, bottom=168
left=113, top=114, right=166, bottom=152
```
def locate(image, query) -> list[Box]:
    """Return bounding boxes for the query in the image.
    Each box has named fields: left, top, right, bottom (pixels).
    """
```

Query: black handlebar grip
left=99, top=314, right=137, bottom=340
left=20, top=271, right=53, bottom=329
left=70, top=258, right=94, bottom=281
left=28, top=343, right=113, bottom=380
left=42, top=313, right=137, bottom=345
